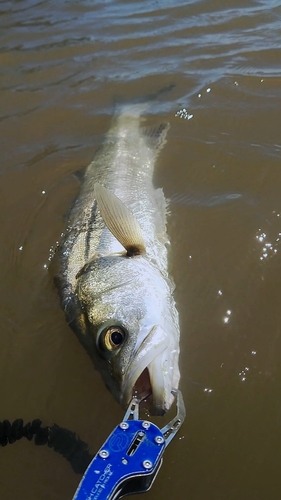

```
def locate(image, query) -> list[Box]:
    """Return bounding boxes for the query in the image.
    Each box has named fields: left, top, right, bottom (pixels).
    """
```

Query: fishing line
left=0, top=418, right=93, bottom=474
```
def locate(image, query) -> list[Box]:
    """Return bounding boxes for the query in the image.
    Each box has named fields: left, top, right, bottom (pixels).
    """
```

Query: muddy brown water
left=1, top=1, right=281, bottom=499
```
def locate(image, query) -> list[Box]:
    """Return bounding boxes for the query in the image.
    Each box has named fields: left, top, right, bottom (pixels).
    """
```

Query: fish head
left=75, top=254, right=180, bottom=415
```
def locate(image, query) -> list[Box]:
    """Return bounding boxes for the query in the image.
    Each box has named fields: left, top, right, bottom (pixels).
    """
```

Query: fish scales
left=57, top=105, right=180, bottom=414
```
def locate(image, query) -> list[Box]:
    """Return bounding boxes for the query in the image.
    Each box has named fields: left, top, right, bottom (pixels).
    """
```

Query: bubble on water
left=48, top=242, right=60, bottom=262
left=239, top=366, right=251, bottom=382
left=175, top=109, right=194, bottom=120
left=223, top=309, right=232, bottom=323
left=256, top=231, right=266, bottom=242
left=255, top=228, right=279, bottom=261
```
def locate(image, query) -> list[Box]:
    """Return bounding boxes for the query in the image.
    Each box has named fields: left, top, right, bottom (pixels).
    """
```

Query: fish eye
left=101, top=326, right=126, bottom=352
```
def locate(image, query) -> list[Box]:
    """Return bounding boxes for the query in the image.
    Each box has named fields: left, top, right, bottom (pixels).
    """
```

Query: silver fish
left=56, top=105, right=180, bottom=414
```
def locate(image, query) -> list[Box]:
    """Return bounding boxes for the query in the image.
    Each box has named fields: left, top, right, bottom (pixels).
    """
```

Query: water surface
left=1, top=1, right=281, bottom=499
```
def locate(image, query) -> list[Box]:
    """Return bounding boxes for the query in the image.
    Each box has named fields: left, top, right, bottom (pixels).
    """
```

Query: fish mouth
left=133, top=367, right=151, bottom=397
left=132, top=365, right=169, bottom=416
left=121, top=325, right=177, bottom=415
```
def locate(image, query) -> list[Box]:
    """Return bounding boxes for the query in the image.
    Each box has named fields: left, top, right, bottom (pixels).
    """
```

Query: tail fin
left=113, top=84, right=175, bottom=119
left=140, top=123, right=170, bottom=152
left=114, top=102, right=148, bottom=119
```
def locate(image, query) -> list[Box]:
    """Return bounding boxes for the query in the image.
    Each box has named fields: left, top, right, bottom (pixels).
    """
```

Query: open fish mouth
left=131, top=365, right=172, bottom=416
left=133, top=367, right=153, bottom=408
left=121, top=325, right=176, bottom=415
left=133, top=367, right=152, bottom=401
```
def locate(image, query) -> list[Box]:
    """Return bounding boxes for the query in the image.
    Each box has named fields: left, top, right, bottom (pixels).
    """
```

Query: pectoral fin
left=94, top=183, right=146, bottom=256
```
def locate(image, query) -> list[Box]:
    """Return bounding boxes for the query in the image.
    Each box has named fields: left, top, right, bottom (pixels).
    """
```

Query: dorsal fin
left=94, top=183, right=146, bottom=257
left=140, top=123, right=170, bottom=151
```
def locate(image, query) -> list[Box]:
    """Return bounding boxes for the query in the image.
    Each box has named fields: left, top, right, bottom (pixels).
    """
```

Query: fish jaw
left=120, top=324, right=180, bottom=415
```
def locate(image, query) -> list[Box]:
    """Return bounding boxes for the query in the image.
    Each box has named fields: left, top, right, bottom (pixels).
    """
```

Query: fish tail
left=113, top=84, right=175, bottom=120
left=115, top=102, right=148, bottom=120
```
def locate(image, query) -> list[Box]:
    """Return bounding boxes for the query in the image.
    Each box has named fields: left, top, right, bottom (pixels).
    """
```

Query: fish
left=56, top=104, right=180, bottom=415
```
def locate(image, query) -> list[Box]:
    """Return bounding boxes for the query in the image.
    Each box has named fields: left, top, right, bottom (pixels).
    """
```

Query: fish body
left=57, top=105, right=180, bottom=414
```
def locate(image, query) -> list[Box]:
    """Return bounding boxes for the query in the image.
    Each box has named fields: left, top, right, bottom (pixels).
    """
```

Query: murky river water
left=1, top=0, right=281, bottom=498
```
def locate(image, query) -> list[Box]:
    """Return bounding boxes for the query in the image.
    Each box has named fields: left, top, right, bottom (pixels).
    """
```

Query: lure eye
left=102, top=326, right=126, bottom=351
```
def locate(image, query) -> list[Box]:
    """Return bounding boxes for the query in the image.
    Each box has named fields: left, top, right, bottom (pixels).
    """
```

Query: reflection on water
left=1, top=0, right=281, bottom=499
left=171, top=191, right=244, bottom=207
